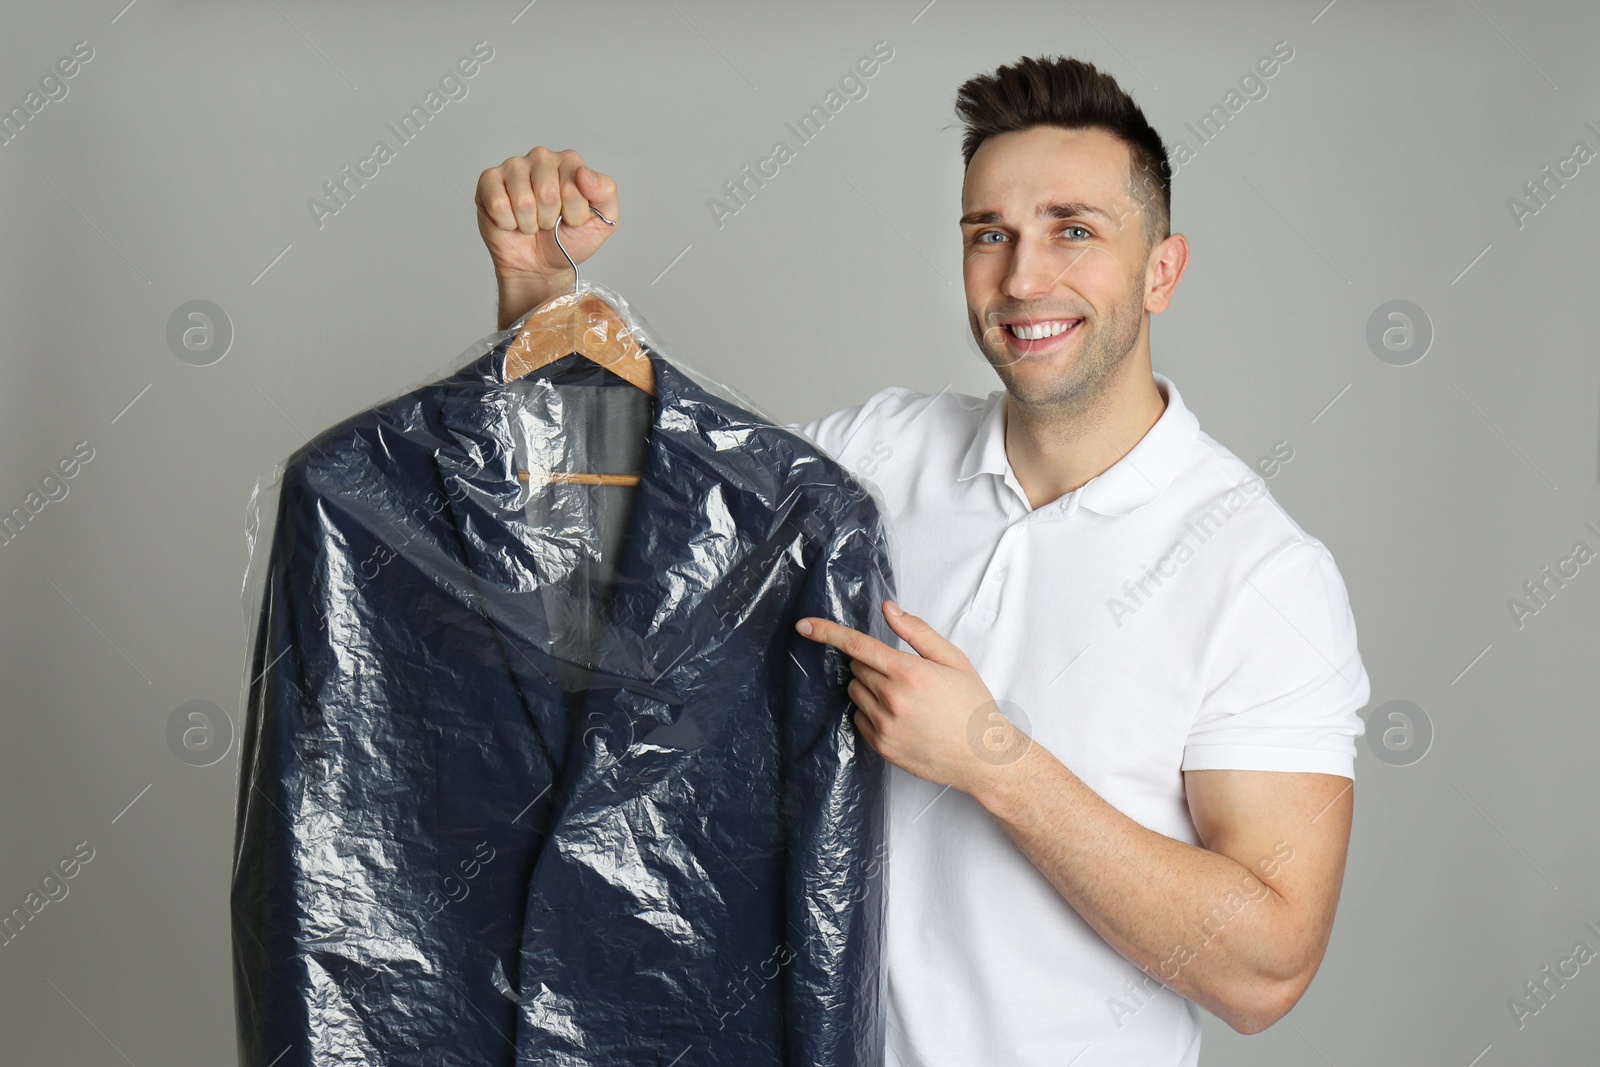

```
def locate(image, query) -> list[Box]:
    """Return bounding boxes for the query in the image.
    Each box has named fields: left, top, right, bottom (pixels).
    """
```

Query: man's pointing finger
left=794, top=617, right=900, bottom=674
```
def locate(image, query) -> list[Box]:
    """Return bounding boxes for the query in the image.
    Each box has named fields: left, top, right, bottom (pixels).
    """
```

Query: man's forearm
left=496, top=271, right=561, bottom=331
left=972, top=745, right=1310, bottom=1032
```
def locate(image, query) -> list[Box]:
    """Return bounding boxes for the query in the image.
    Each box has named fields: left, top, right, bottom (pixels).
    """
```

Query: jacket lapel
left=430, top=346, right=574, bottom=774
left=430, top=336, right=729, bottom=777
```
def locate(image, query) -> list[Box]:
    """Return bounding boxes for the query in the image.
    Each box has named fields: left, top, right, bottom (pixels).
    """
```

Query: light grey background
left=2, top=0, right=1597, bottom=1063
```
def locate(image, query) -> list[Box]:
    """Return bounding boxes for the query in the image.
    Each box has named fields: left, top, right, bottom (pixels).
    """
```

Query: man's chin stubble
left=982, top=330, right=1122, bottom=418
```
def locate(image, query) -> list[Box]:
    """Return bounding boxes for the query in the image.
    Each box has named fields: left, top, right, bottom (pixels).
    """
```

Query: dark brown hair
left=953, top=55, right=1171, bottom=249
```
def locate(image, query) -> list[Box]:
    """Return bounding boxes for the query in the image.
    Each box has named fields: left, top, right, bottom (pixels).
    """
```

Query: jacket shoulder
left=278, top=377, right=451, bottom=499
left=690, top=389, right=888, bottom=534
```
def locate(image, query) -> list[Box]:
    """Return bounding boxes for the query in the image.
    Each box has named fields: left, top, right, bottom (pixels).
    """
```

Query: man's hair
left=953, top=55, right=1171, bottom=250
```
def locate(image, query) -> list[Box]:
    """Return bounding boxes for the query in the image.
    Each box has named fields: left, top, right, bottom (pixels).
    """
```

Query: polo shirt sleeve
left=1182, top=538, right=1370, bottom=779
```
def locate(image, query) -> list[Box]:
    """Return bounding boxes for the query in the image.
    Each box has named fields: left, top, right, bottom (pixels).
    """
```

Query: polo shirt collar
left=956, top=372, right=1199, bottom=516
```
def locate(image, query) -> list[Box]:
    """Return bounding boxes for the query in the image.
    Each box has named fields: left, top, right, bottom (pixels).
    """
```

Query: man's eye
left=975, top=230, right=1006, bottom=244
left=1063, top=225, right=1091, bottom=240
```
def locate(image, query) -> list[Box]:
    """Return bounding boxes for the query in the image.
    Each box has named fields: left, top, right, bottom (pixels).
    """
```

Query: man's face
left=961, top=125, right=1158, bottom=412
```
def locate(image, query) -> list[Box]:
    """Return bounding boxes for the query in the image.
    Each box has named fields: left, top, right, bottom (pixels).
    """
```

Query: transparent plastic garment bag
left=230, top=242, right=898, bottom=1067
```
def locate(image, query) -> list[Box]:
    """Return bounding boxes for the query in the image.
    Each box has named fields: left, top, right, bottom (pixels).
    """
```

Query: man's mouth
left=1000, top=317, right=1083, bottom=352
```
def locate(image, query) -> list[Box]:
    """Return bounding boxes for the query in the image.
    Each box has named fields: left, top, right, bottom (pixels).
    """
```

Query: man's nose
left=1001, top=236, right=1081, bottom=300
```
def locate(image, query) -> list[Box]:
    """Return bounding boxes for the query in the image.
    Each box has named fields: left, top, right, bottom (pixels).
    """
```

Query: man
left=476, top=54, right=1368, bottom=1067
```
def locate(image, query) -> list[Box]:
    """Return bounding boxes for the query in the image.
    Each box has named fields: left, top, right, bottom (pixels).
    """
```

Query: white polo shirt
left=788, top=372, right=1369, bottom=1067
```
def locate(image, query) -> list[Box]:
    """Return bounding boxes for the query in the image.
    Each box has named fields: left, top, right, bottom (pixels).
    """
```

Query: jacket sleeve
left=230, top=465, right=332, bottom=1067
left=781, top=484, right=897, bottom=1067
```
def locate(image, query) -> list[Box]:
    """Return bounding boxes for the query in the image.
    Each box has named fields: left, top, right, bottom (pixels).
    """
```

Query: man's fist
left=477, top=147, right=620, bottom=325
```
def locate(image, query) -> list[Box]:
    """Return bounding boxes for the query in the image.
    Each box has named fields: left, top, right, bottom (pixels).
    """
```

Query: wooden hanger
left=505, top=207, right=654, bottom=488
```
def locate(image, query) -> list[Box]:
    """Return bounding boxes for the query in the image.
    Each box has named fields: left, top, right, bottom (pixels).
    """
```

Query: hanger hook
left=552, top=206, right=615, bottom=291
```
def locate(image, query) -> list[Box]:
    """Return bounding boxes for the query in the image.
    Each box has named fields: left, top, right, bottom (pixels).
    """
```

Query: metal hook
left=552, top=206, right=615, bottom=290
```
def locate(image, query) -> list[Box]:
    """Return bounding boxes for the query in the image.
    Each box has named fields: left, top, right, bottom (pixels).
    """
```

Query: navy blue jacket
left=231, top=336, right=894, bottom=1066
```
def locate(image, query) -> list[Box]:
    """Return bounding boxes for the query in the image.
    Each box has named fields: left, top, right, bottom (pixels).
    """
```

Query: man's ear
left=1144, top=232, right=1189, bottom=315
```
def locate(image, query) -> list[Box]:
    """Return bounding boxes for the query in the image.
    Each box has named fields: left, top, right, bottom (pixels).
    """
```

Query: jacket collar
left=430, top=331, right=715, bottom=696
left=957, top=371, right=1198, bottom=516
left=435, top=327, right=702, bottom=477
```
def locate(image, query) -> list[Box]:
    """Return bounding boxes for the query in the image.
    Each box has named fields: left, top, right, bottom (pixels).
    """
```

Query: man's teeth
left=1008, top=319, right=1080, bottom=340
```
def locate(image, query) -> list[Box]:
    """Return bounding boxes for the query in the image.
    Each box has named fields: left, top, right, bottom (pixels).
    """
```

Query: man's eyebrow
left=959, top=200, right=1116, bottom=226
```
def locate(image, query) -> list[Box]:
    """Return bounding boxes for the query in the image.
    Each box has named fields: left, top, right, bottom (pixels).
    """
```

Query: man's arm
left=796, top=601, right=1356, bottom=1036
left=976, top=748, right=1351, bottom=1034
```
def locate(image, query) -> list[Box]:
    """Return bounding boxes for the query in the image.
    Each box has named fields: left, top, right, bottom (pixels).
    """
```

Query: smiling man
left=787, top=56, right=1370, bottom=1066
left=478, top=54, right=1368, bottom=1067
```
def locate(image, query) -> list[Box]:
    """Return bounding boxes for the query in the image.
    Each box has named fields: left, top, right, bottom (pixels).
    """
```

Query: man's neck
left=1003, top=354, right=1168, bottom=511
